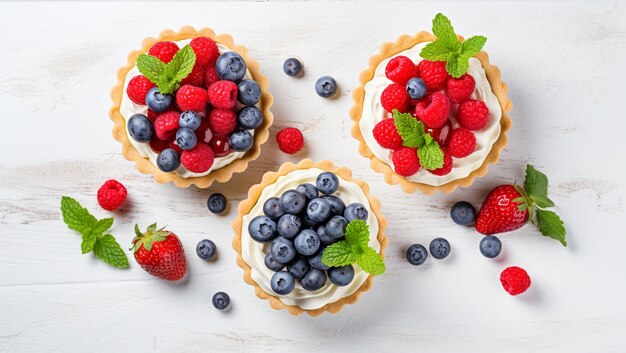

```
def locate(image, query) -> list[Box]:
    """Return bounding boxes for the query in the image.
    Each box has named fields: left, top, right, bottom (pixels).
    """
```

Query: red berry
left=207, top=80, right=238, bottom=109
left=445, top=74, right=475, bottom=103
left=380, top=83, right=409, bottom=113
left=180, top=63, right=205, bottom=87
left=392, top=147, right=420, bottom=177
left=204, top=66, right=220, bottom=89
left=276, top=127, right=304, bottom=154
left=428, top=148, right=453, bottom=176
left=149, top=138, right=170, bottom=153
left=169, top=139, right=183, bottom=154
left=427, top=119, right=453, bottom=146
left=181, top=143, right=215, bottom=173
left=147, top=109, right=159, bottom=123
left=190, top=37, right=220, bottom=66
left=97, top=179, right=127, bottom=211
left=154, top=111, right=180, bottom=140
left=132, top=224, right=187, bottom=281
left=415, top=92, right=450, bottom=129
left=500, top=266, right=531, bottom=296
left=195, top=118, right=214, bottom=144
left=208, top=109, right=237, bottom=136
left=373, top=118, right=403, bottom=150
left=126, top=75, right=155, bottom=105
left=148, top=41, right=179, bottom=63
left=417, top=60, right=449, bottom=91
left=447, top=127, right=477, bottom=158
left=457, top=99, right=489, bottom=130
left=385, top=56, right=417, bottom=85
left=176, top=85, right=208, bottom=112
left=210, top=135, right=232, bottom=157
left=475, top=185, right=529, bottom=235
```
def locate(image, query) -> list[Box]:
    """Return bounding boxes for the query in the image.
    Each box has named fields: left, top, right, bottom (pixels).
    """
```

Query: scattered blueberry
left=308, top=247, right=330, bottom=271
left=316, top=172, right=339, bottom=195
left=406, top=77, right=427, bottom=100
left=277, top=214, right=302, bottom=239
left=301, top=269, right=327, bottom=291
left=207, top=193, right=227, bottom=214
left=176, top=128, right=197, bottom=150
left=325, top=215, right=348, bottom=239
left=294, top=229, right=320, bottom=256
left=270, top=236, right=297, bottom=264
left=287, top=256, right=310, bottom=280
left=237, top=79, right=261, bottom=106
left=480, top=235, right=502, bottom=258
left=196, top=239, right=216, bottom=260
left=306, top=198, right=331, bottom=223
left=344, top=203, right=368, bottom=222
left=264, top=252, right=285, bottom=271
left=263, top=197, right=285, bottom=220
left=271, top=271, right=295, bottom=295
left=406, top=244, right=428, bottom=266
left=316, top=225, right=335, bottom=245
left=248, top=216, right=277, bottom=242
left=283, top=58, right=303, bottom=77
left=145, top=87, right=172, bottom=112
left=215, top=51, right=247, bottom=82
left=179, top=111, right=202, bottom=131
left=450, top=201, right=477, bottom=226
left=212, top=292, right=230, bottom=310
left=128, top=114, right=154, bottom=142
left=156, top=148, right=180, bottom=172
left=237, top=106, right=263, bottom=130
left=228, top=130, right=254, bottom=151
left=315, top=76, right=337, bottom=98
left=328, top=265, right=355, bottom=286
left=430, top=238, right=451, bottom=259
left=296, top=183, right=319, bottom=201
left=322, top=195, right=345, bottom=216
left=280, top=190, right=306, bottom=214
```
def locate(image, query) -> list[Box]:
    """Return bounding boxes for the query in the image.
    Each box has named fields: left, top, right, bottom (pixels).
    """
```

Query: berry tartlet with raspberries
left=232, top=159, right=388, bottom=316
left=350, top=13, right=512, bottom=194
left=110, top=27, right=273, bottom=188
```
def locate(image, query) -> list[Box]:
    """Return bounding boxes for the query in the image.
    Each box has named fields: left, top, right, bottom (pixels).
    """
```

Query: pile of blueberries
left=247, top=171, right=369, bottom=295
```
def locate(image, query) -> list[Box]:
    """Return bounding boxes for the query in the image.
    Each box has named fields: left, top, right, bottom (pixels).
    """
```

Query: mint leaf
left=536, top=209, right=567, bottom=246
left=136, top=54, right=166, bottom=85
left=530, top=195, right=554, bottom=208
left=345, top=220, right=370, bottom=248
left=445, top=52, right=470, bottom=78
left=417, top=140, right=444, bottom=170
left=136, top=45, right=196, bottom=95
left=81, top=231, right=97, bottom=254
left=356, top=247, right=386, bottom=275
left=93, top=234, right=130, bottom=269
left=61, top=196, right=97, bottom=235
left=166, top=45, right=196, bottom=85
left=524, top=164, right=549, bottom=198
left=420, top=41, right=452, bottom=62
left=461, top=35, right=487, bottom=58
left=431, top=13, right=458, bottom=49
left=393, top=110, right=425, bottom=148
left=322, top=240, right=357, bottom=267
left=93, top=218, right=113, bottom=235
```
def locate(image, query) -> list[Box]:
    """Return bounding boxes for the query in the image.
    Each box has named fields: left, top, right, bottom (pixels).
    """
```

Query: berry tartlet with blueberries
left=232, top=159, right=388, bottom=316
left=110, top=27, right=273, bottom=188
left=350, top=13, right=512, bottom=194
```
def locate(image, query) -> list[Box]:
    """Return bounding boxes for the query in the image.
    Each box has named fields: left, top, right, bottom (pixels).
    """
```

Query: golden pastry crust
left=349, top=32, right=512, bottom=194
left=110, top=26, right=274, bottom=188
left=232, top=159, right=388, bottom=316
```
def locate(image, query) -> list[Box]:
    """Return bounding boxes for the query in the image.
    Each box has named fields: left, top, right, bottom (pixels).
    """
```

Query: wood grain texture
left=1, top=1, right=625, bottom=353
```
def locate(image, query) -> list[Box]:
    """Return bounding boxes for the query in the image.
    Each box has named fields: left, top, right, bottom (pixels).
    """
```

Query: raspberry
left=445, top=74, right=475, bottom=103
left=181, top=143, right=215, bottom=173
left=97, top=180, right=127, bottom=211
left=148, top=41, right=179, bottom=63
left=208, top=109, right=237, bottom=136
left=176, top=85, right=208, bottom=112
left=373, top=118, right=403, bottom=150
left=126, top=75, right=155, bottom=105
left=207, top=80, right=238, bottom=109
left=428, top=148, right=453, bottom=176
left=149, top=138, right=170, bottom=153
left=427, top=119, right=453, bottom=146
left=417, top=60, right=449, bottom=91
left=392, top=147, right=420, bottom=177
left=147, top=109, right=159, bottom=123
left=190, top=37, right=220, bottom=66
left=457, top=99, right=489, bottom=130
left=276, top=127, right=304, bottom=154
left=415, top=92, right=451, bottom=129
left=500, top=266, right=531, bottom=296
left=380, top=83, right=409, bottom=113
left=180, top=63, right=205, bottom=87
left=385, top=56, right=417, bottom=85
left=204, top=66, right=220, bottom=89
left=447, top=127, right=477, bottom=158
left=154, top=111, right=180, bottom=140
left=169, top=139, right=183, bottom=154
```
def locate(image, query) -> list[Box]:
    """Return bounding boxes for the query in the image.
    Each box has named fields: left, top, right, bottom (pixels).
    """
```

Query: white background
left=1, top=1, right=625, bottom=352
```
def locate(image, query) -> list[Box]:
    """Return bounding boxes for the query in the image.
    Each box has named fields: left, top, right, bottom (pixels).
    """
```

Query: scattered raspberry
left=176, top=85, right=208, bottom=112
left=208, top=109, right=237, bottom=136
left=204, top=66, right=220, bottom=89
left=427, top=119, right=453, bottom=146
left=154, top=111, right=180, bottom=140
left=207, top=80, right=238, bottom=109
left=417, top=60, right=449, bottom=91
left=500, top=266, right=531, bottom=296
left=97, top=180, right=127, bottom=211
left=428, top=148, right=453, bottom=176
left=447, top=127, right=477, bottom=158
left=181, top=143, right=215, bottom=173
left=445, top=74, right=475, bottom=103
left=149, top=138, right=170, bottom=153
left=457, top=99, right=489, bottom=130
left=126, top=75, right=155, bottom=105
left=392, top=147, right=420, bottom=177
left=415, top=92, right=450, bottom=129
left=180, top=63, right=205, bottom=87
left=190, top=37, right=220, bottom=66
left=148, top=41, right=179, bottom=63
left=373, top=118, right=403, bottom=150
left=380, top=83, right=409, bottom=113
left=276, top=127, right=304, bottom=154
left=385, top=56, right=417, bottom=85
left=147, top=109, right=159, bottom=123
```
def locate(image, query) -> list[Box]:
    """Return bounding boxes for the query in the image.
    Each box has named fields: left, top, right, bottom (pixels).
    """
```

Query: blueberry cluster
left=248, top=172, right=369, bottom=295
left=450, top=201, right=502, bottom=258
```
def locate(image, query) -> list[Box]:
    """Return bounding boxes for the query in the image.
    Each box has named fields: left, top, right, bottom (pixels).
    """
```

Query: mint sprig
left=321, top=220, right=385, bottom=275
left=420, top=13, right=487, bottom=78
left=393, top=110, right=444, bottom=170
left=60, top=196, right=130, bottom=268
left=136, top=44, right=196, bottom=95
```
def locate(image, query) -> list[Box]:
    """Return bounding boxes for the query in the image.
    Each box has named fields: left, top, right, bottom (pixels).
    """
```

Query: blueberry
left=328, top=265, right=355, bottom=286
left=296, top=183, right=319, bottom=201
left=300, top=211, right=319, bottom=229
left=215, top=51, right=247, bottom=82
left=145, top=87, right=172, bottom=112
left=301, top=269, right=327, bottom=291
left=179, top=111, right=201, bottom=130
left=429, top=238, right=451, bottom=259
left=287, top=256, right=310, bottom=280
left=277, top=214, right=302, bottom=239
left=212, top=291, right=230, bottom=310
left=280, top=190, right=306, bottom=214
left=316, top=172, right=339, bottom=195
left=306, top=198, right=331, bottom=223
left=294, top=229, right=320, bottom=256
left=406, top=244, right=428, bottom=265
left=406, top=77, right=427, bottom=100
left=270, top=270, right=295, bottom=295
left=263, top=197, right=285, bottom=220
left=321, top=195, right=345, bottom=216
left=325, top=215, right=348, bottom=239
left=283, top=58, right=303, bottom=77
left=176, top=128, right=197, bottom=150
left=248, top=216, right=277, bottom=243
left=316, top=225, right=336, bottom=245
left=156, top=148, right=180, bottom=172
left=207, top=193, right=227, bottom=213
left=196, top=239, right=217, bottom=260
left=315, top=76, right=337, bottom=98
left=237, top=106, right=263, bottom=130
left=270, top=236, right=296, bottom=264
left=344, top=203, right=368, bottom=222
left=128, top=114, right=154, bottom=142
left=308, top=247, right=330, bottom=271
left=480, top=235, right=502, bottom=258
left=228, top=130, right=254, bottom=152
left=237, top=79, right=261, bottom=106
left=264, top=252, right=285, bottom=271
left=450, top=201, right=477, bottom=226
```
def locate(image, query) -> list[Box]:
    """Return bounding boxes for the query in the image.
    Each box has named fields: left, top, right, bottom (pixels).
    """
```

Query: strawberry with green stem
left=132, top=223, right=187, bottom=281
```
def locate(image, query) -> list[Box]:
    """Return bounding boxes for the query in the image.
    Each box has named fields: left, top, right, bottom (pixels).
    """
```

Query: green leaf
left=81, top=231, right=97, bottom=254
left=165, top=45, right=196, bottom=84
left=417, top=141, right=444, bottom=170
left=461, top=35, right=487, bottom=58
left=393, top=110, right=425, bottom=148
left=355, top=247, right=386, bottom=275
left=344, top=220, right=370, bottom=248
left=536, top=209, right=567, bottom=246
left=136, top=54, right=166, bottom=85
left=524, top=164, right=549, bottom=199
left=321, top=240, right=357, bottom=267
left=431, top=13, right=458, bottom=48
left=93, top=218, right=113, bottom=235
left=530, top=195, right=555, bottom=208
left=445, top=52, right=470, bottom=78
left=61, top=196, right=97, bottom=235
left=420, top=41, right=452, bottom=62
left=93, top=234, right=130, bottom=268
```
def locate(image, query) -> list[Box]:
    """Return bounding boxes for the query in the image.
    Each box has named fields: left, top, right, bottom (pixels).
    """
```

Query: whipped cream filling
left=360, top=42, right=502, bottom=186
left=241, top=168, right=380, bottom=310
left=120, top=39, right=255, bottom=178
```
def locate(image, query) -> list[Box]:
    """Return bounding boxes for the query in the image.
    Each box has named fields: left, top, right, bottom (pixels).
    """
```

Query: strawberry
left=132, top=223, right=187, bottom=281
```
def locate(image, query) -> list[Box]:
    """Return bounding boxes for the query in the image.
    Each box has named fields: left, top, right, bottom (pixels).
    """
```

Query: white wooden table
left=2, top=2, right=625, bottom=352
